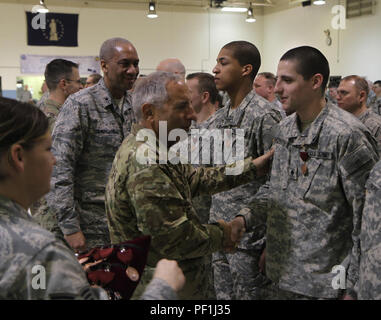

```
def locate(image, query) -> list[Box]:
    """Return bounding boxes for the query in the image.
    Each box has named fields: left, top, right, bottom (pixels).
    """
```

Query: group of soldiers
left=6, top=35, right=381, bottom=300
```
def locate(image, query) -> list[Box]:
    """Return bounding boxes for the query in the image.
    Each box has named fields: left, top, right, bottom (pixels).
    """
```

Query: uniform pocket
left=299, top=158, right=323, bottom=199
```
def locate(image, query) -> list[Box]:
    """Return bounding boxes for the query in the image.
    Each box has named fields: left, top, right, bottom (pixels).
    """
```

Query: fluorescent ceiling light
left=313, top=0, right=326, bottom=5
left=221, top=7, right=248, bottom=12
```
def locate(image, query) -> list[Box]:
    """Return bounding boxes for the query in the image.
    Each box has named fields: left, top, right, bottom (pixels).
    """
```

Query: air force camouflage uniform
left=203, top=91, right=281, bottom=300
left=105, top=123, right=259, bottom=299
left=0, top=195, right=178, bottom=300
left=0, top=195, right=106, bottom=300
left=358, top=160, right=381, bottom=300
left=240, top=102, right=379, bottom=299
left=46, top=79, right=136, bottom=248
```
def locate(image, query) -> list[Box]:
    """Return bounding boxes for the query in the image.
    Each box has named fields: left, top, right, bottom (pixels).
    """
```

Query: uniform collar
left=285, top=101, right=332, bottom=146
left=0, top=194, right=32, bottom=221
left=358, top=108, right=371, bottom=121
left=221, top=90, right=257, bottom=127
left=96, top=78, right=132, bottom=111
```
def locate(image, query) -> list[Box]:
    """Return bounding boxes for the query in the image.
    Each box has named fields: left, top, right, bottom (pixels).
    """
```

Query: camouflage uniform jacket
left=206, top=90, right=282, bottom=250
left=36, top=91, right=49, bottom=109
left=270, top=98, right=287, bottom=119
left=358, top=160, right=381, bottom=300
left=40, top=98, right=62, bottom=131
left=370, top=97, right=381, bottom=116
left=0, top=195, right=106, bottom=300
left=105, top=123, right=258, bottom=298
left=46, top=78, right=136, bottom=241
left=358, top=108, right=381, bottom=154
left=241, top=102, right=379, bottom=298
left=31, top=99, right=62, bottom=231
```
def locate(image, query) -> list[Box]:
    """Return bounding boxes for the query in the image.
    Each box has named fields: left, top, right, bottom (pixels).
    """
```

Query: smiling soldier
left=46, top=37, right=139, bottom=252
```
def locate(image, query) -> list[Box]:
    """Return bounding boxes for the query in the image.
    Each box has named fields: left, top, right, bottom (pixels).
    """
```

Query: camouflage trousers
left=260, top=283, right=336, bottom=300
left=31, top=199, right=109, bottom=249
left=212, top=248, right=269, bottom=300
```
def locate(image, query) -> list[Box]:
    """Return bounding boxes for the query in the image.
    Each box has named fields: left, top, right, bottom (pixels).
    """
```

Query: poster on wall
left=26, top=12, right=78, bottom=47
left=20, top=54, right=101, bottom=75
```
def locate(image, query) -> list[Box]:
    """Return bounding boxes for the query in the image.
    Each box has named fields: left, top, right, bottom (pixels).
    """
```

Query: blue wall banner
left=26, top=12, right=78, bottom=47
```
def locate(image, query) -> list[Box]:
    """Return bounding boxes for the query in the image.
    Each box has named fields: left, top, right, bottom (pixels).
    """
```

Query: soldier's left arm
left=187, top=157, right=258, bottom=198
left=337, top=130, right=379, bottom=298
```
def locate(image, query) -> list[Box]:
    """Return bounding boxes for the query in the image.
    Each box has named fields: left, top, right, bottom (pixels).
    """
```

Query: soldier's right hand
left=64, top=230, right=87, bottom=252
left=217, top=219, right=237, bottom=253
left=252, top=148, right=274, bottom=177
left=153, top=259, right=186, bottom=292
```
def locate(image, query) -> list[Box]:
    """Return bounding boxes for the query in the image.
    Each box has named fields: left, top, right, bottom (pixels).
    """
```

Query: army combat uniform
left=32, top=98, right=63, bottom=239
left=206, top=91, right=282, bottom=300
left=358, top=160, right=381, bottom=300
left=370, top=97, right=381, bottom=116
left=240, top=102, right=379, bottom=299
left=358, top=108, right=381, bottom=154
left=46, top=79, right=136, bottom=248
left=105, top=123, right=260, bottom=300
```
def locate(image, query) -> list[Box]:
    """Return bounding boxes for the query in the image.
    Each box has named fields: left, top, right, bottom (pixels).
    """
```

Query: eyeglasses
left=66, top=79, right=82, bottom=84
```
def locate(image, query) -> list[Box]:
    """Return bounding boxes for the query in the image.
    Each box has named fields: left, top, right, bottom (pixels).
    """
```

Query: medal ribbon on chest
left=300, top=145, right=309, bottom=176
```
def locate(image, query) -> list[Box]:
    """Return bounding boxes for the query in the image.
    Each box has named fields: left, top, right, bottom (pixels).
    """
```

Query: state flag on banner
left=26, top=12, right=79, bottom=47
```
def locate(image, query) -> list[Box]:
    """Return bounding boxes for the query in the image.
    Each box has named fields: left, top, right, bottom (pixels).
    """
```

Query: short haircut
left=99, top=37, right=131, bottom=62
left=257, top=72, right=277, bottom=87
left=222, top=41, right=261, bottom=81
left=374, top=80, right=381, bottom=86
left=132, top=71, right=181, bottom=121
left=280, top=46, right=330, bottom=96
left=89, top=73, right=102, bottom=84
left=186, top=72, right=219, bottom=104
left=341, top=75, right=369, bottom=96
left=44, top=59, right=79, bottom=91
left=215, top=92, right=224, bottom=109
left=0, top=97, right=49, bottom=180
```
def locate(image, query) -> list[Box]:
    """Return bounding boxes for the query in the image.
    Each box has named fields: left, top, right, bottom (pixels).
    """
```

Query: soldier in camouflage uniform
left=206, top=41, right=282, bottom=300
left=337, top=75, right=381, bottom=154
left=105, top=71, right=274, bottom=300
left=370, top=80, right=381, bottom=115
left=185, top=72, right=220, bottom=299
left=254, top=72, right=287, bottom=118
left=0, top=97, right=104, bottom=299
left=236, top=46, right=379, bottom=300
left=32, top=59, right=83, bottom=239
left=46, top=38, right=139, bottom=252
left=0, top=97, right=186, bottom=300
left=358, top=160, right=381, bottom=300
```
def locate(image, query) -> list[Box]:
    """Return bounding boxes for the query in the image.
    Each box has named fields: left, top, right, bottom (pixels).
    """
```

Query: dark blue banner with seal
left=26, top=12, right=78, bottom=47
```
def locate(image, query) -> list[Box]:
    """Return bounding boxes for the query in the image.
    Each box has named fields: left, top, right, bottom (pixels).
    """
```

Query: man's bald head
left=156, top=58, right=186, bottom=79
left=99, top=37, right=132, bottom=62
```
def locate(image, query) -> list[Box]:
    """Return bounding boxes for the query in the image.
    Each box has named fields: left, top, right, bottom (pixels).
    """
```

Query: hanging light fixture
left=246, top=3, right=256, bottom=22
left=36, top=0, right=49, bottom=13
left=147, top=1, right=158, bottom=19
left=313, top=0, right=326, bottom=5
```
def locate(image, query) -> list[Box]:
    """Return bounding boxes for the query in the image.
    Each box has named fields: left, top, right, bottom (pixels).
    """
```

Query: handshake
left=217, top=216, right=246, bottom=253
